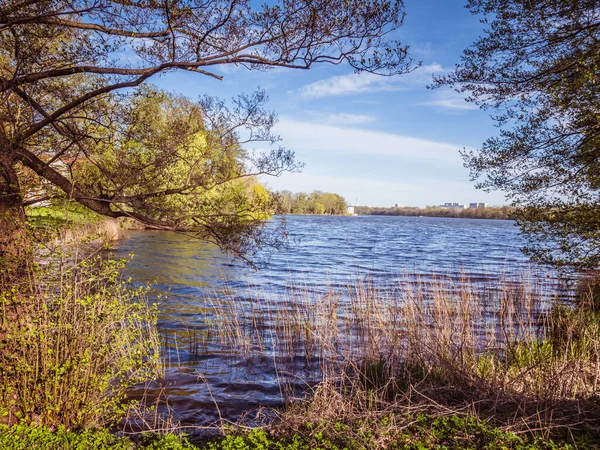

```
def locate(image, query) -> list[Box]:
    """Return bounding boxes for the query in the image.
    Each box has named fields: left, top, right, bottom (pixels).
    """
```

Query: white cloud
left=421, top=89, right=479, bottom=111
left=411, top=42, right=435, bottom=58
left=317, top=113, right=375, bottom=126
left=299, top=72, right=385, bottom=98
left=298, top=63, right=445, bottom=98
left=258, top=118, right=506, bottom=207
left=265, top=173, right=420, bottom=202
left=276, top=117, right=463, bottom=163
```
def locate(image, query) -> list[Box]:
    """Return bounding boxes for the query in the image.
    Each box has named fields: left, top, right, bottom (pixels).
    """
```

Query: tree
left=70, top=86, right=281, bottom=240
left=435, top=0, right=600, bottom=268
left=0, top=0, right=415, bottom=281
left=292, top=192, right=310, bottom=214
left=311, top=201, right=326, bottom=215
left=318, top=192, right=347, bottom=214
left=276, top=190, right=347, bottom=215
left=275, top=190, right=294, bottom=214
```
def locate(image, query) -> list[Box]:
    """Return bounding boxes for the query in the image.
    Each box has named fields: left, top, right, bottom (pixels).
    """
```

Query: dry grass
left=200, top=273, right=600, bottom=439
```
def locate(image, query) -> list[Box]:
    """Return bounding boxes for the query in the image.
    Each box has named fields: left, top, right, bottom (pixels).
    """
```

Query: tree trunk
left=0, top=153, right=30, bottom=289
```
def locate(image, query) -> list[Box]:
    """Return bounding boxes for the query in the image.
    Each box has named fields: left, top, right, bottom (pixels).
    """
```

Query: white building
left=442, top=202, right=466, bottom=209
left=469, top=202, right=488, bottom=209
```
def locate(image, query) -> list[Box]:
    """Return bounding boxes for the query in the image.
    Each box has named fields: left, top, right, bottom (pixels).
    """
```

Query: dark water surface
left=114, top=215, right=563, bottom=426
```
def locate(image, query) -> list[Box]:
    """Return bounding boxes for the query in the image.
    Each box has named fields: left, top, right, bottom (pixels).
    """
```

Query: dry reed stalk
left=193, top=271, right=600, bottom=436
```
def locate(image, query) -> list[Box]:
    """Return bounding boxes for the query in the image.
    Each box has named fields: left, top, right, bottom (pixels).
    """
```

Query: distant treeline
left=356, top=205, right=516, bottom=220
left=277, top=190, right=348, bottom=215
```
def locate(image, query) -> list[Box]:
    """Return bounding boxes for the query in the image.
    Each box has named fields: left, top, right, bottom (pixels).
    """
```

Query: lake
left=114, top=215, right=568, bottom=426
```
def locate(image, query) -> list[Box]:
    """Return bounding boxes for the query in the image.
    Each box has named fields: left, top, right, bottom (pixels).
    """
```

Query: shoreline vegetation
left=276, top=190, right=348, bottom=215
left=3, top=251, right=600, bottom=448
left=275, top=190, right=516, bottom=220
left=9, top=203, right=599, bottom=449
left=4, top=205, right=600, bottom=448
left=355, top=205, right=516, bottom=220
left=8, top=203, right=600, bottom=449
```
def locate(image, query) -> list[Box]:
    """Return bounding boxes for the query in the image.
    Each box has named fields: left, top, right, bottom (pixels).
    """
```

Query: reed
left=200, top=273, right=600, bottom=439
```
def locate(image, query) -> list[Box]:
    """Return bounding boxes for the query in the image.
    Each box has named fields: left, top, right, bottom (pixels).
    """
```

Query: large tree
left=0, top=0, right=415, bottom=281
left=67, top=86, right=286, bottom=256
left=435, top=0, right=600, bottom=268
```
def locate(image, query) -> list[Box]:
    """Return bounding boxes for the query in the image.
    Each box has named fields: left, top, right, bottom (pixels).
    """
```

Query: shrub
left=0, top=254, right=161, bottom=428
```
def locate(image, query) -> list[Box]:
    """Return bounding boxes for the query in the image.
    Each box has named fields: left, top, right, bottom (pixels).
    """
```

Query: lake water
left=114, top=215, right=567, bottom=426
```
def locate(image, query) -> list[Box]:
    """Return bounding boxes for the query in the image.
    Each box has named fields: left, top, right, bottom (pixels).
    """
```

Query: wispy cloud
left=314, top=113, right=375, bottom=126
left=276, top=116, right=463, bottom=162
left=298, top=63, right=445, bottom=98
left=299, top=72, right=387, bottom=98
left=260, top=118, right=504, bottom=206
left=265, top=173, right=421, bottom=201
left=421, top=89, right=479, bottom=111
left=411, top=42, right=435, bottom=58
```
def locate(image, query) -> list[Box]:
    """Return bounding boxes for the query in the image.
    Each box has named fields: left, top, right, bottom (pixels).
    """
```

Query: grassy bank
left=26, top=202, right=104, bottom=228
left=26, top=201, right=145, bottom=232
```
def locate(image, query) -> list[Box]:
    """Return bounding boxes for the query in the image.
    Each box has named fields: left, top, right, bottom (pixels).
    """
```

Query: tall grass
left=201, top=274, right=600, bottom=437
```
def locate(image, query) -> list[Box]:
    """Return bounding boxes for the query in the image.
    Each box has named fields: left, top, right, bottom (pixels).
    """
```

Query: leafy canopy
left=0, top=0, right=415, bottom=262
left=435, top=0, right=600, bottom=267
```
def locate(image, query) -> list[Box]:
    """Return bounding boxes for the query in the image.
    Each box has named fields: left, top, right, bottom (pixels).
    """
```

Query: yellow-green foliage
left=0, top=425, right=197, bottom=450
left=0, top=255, right=160, bottom=428
left=71, top=86, right=274, bottom=227
left=27, top=202, right=103, bottom=228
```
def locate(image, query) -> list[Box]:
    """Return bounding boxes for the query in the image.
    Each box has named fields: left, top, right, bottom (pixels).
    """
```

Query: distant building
left=347, top=206, right=355, bottom=215
left=469, top=202, right=488, bottom=209
left=394, top=203, right=405, bottom=208
left=442, top=202, right=466, bottom=209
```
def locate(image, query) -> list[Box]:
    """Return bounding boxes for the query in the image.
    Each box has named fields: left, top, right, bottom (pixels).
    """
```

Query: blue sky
left=152, top=0, right=507, bottom=207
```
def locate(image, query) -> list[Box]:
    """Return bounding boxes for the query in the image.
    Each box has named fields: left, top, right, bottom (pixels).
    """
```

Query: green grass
left=0, top=416, right=595, bottom=450
left=26, top=203, right=102, bottom=228
left=0, top=425, right=197, bottom=450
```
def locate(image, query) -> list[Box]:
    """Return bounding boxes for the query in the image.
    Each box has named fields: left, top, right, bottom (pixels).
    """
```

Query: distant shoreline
left=354, top=205, right=516, bottom=221
left=279, top=212, right=514, bottom=220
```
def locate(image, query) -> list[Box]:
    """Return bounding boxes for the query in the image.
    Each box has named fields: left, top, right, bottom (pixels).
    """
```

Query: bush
left=0, top=254, right=160, bottom=428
